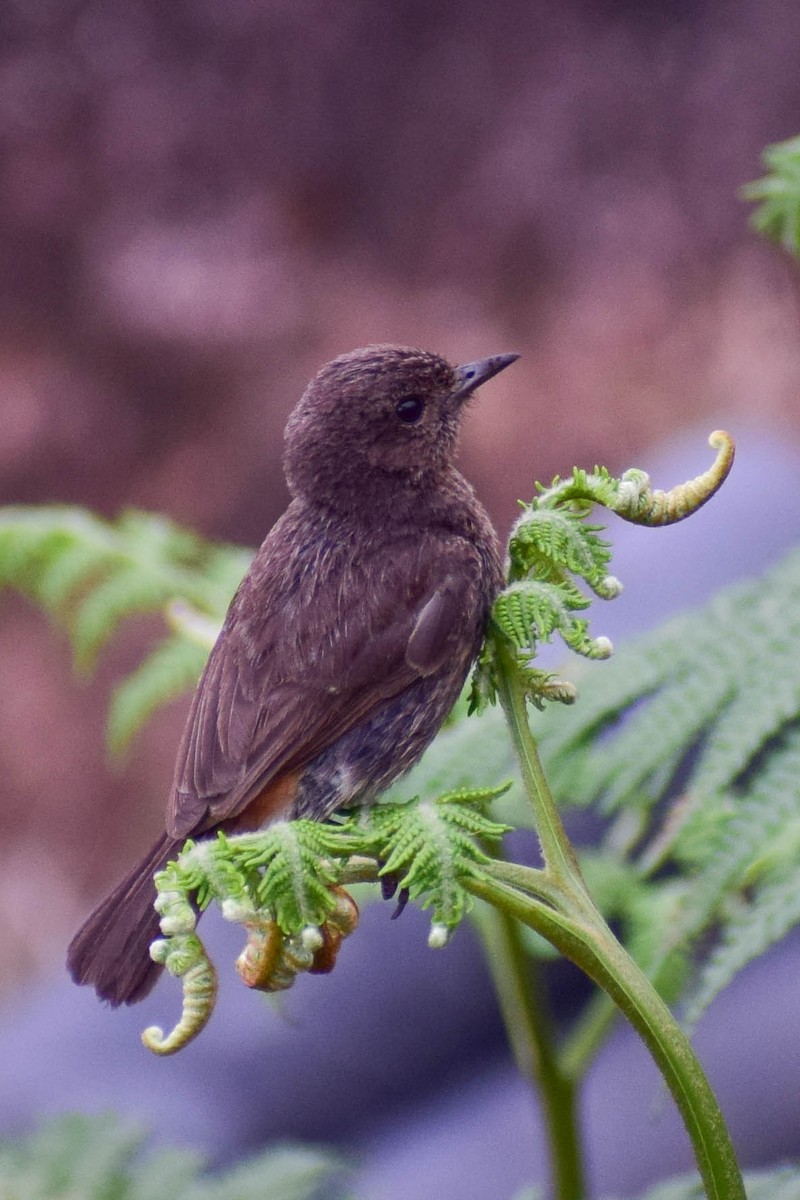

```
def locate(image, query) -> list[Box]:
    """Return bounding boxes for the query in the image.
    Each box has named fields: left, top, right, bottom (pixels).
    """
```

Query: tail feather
left=67, top=833, right=181, bottom=1006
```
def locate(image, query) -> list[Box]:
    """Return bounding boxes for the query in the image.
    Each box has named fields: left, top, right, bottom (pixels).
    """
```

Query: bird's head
left=284, top=344, right=518, bottom=512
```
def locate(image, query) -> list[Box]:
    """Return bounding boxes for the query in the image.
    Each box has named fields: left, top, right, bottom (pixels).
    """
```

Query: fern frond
left=70, top=565, right=178, bottom=668
left=672, top=726, right=800, bottom=948
left=493, top=580, right=588, bottom=649
left=743, top=132, right=800, bottom=256
left=477, top=436, right=729, bottom=720
left=363, top=785, right=512, bottom=939
left=575, top=851, right=689, bottom=998
left=509, top=508, right=613, bottom=594
left=0, top=505, right=250, bottom=748
left=687, top=551, right=800, bottom=796
left=0, top=505, right=249, bottom=665
left=0, top=1112, right=344, bottom=1199
left=139, top=788, right=511, bottom=1051
left=572, top=645, right=735, bottom=813
left=533, top=545, right=800, bottom=1020
left=226, top=823, right=341, bottom=933
left=683, top=856, right=800, bottom=1029
left=161, top=824, right=344, bottom=938
left=539, top=552, right=800, bottom=811
left=34, top=537, right=110, bottom=612
left=145, top=826, right=358, bottom=1051
left=108, top=635, right=210, bottom=753
left=538, top=616, right=694, bottom=801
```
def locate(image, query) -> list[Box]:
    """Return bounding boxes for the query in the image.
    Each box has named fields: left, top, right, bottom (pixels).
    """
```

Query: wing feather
left=166, top=516, right=486, bottom=841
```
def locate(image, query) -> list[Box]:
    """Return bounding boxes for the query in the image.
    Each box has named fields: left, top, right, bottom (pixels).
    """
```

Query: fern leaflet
left=0, top=505, right=250, bottom=748
left=534, top=548, right=800, bottom=1021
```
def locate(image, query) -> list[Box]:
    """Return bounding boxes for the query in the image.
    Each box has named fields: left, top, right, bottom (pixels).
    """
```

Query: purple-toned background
left=2, top=2, right=800, bottom=1195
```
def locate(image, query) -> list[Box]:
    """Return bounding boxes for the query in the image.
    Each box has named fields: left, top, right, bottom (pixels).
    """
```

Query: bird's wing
left=166, top=530, right=486, bottom=839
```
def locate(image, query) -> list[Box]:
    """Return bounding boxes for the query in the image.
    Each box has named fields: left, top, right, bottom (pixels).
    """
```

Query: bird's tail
left=67, top=832, right=181, bottom=1006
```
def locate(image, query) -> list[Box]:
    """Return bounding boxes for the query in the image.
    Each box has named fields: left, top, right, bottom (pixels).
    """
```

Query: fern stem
left=485, top=652, right=746, bottom=1200
left=559, top=989, right=619, bottom=1081
left=470, top=871, right=745, bottom=1200
left=560, top=949, right=688, bottom=1082
left=494, top=642, right=586, bottom=889
left=471, top=900, right=584, bottom=1200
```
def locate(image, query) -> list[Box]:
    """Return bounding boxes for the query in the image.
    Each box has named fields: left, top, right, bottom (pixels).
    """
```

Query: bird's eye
left=395, top=394, right=425, bottom=424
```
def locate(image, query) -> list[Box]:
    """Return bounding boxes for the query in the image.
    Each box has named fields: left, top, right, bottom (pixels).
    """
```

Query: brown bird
left=67, top=344, right=518, bottom=1005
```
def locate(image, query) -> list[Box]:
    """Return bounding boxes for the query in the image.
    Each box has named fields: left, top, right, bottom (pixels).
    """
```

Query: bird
left=67, top=344, right=518, bottom=1006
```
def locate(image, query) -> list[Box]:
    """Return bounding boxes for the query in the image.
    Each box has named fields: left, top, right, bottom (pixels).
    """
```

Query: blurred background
left=2, top=0, right=800, bottom=1195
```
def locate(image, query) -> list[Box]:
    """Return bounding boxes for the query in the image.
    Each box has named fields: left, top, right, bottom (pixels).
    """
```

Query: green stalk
left=497, top=647, right=584, bottom=885
left=485, top=644, right=746, bottom=1200
left=472, top=902, right=584, bottom=1200
left=559, top=989, right=619, bottom=1082
left=470, top=871, right=745, bottom=1200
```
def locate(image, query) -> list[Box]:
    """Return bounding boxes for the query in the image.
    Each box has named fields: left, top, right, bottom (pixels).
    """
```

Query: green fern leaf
left=743, top=133, right=800, bottom=256
left=537, top=614, right=694, bottom=787
left=576, top=648, right=735, bottom=812
left=671, top=727, right=800, bottom=947
left=71, top=565, right=177, bottom=668
left=0, top=505, right=251, bottom=747
left=491, top=579, right=612, bottom=669
left=528, top=545, right=800, bottom=1018
left=0, top=1111, right=146, bottom=1197
left=363, top=785, right=511, bottom=935
left=108, top=634, right=210, bottom=753
left=538, top=553, right=800, bottom=810
left=687, top=553, right=800, bottom=796
left=154, top=825, right=342, bottom=939
left=0, top=1112, right=344, bottom=1200
left=683, top=856, right=800, bottom=1029
left=510, top=508, right=612, bottom=593
left=0, top=505, right=249, bottom=656
left=33, top=537, right=110, bottom=612
left=492, top=581, right=581, bottom=650
left=224, top=823, right=341, bottom=933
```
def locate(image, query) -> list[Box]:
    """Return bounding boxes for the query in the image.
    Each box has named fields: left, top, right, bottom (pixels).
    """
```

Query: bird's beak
left=451, top=353, right=520, bottom=402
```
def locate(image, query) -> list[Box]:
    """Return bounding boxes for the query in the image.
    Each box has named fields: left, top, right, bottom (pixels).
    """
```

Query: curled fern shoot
left=528, top=430, right=734, bottom=527
left=471, top=430, right=734, bottom=715
left=611, top=431, right=735, bottom=525
left=139, top=786, right=511, bottom=1051
left=142, top=936, right=218, bottom=1056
